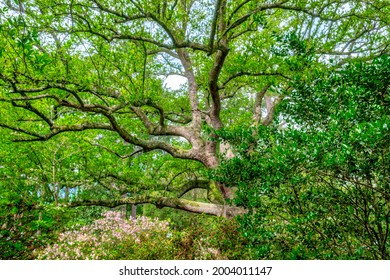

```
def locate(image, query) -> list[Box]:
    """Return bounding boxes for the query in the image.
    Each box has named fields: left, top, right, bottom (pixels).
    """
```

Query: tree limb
left=62, top=196, right=247, bottom=218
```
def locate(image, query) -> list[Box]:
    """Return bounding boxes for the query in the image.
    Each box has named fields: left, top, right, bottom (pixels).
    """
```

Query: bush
left=37, top=211, right=173, bottom=260
left=172, top=215, right=253, bottom=260
left=37, top=210, right=253, bottom=260
left=213, top=55, right=390, bottom=259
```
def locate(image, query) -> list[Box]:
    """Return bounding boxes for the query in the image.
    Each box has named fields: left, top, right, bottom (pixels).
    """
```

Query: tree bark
left=63, top=196, right=247, bottom=218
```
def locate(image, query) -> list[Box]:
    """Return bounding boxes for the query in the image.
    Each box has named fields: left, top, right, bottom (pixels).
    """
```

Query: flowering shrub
left=37, top=211, right=173, bottom=260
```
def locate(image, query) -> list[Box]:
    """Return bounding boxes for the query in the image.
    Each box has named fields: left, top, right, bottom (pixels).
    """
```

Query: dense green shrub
left=213, top=55, right=389, bottom=259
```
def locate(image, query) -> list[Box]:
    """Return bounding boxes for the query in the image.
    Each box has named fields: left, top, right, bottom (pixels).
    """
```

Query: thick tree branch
left=176, top=179, right=210, bottom=198
left=63, top=196, right=247, bottom=218
left=208, top=0, right=229, bottom=131
left=208, top=0, right=223, bottom=55
left=1, top=122, right=114, bottom=142
left=177, top=49, right=202, bottom=131
left=253, top=84, right=271, bottom=127
left=165, top=112, right=192, bottom=124
left=262, top=95, right=284, bottom=126
left=0, top=77, right=202, bottom=162
left=130, top=103, right=194, bottom=142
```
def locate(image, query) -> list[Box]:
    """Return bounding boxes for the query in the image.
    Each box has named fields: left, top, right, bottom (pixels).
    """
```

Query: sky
left=163, top=74, right=188, bottom=90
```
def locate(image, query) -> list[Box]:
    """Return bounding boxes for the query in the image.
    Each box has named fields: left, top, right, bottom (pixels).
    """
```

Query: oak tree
left=0, top=0, right=388, bottom=217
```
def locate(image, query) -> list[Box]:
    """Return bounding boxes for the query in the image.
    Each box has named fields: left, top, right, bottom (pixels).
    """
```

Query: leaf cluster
left=213, top=55, right=389, bottom=259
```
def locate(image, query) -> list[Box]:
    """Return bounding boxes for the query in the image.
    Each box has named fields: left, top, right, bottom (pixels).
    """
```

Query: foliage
left=0, top=186, right=49, bottom=259
left=37, top=211, right=173, bottom=260
left=0, top=130, right=107, bottom=259
left=1, top=0, right=388, bottom=211
left=37, top=210, right=250, bottom=260
left=213, top=56, right=389, bottom=259
left=0, top=0, right=389, bottom=259
left=171, top=214, right=253, bottom=260
left=0, top=177, right=92, bottom=259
